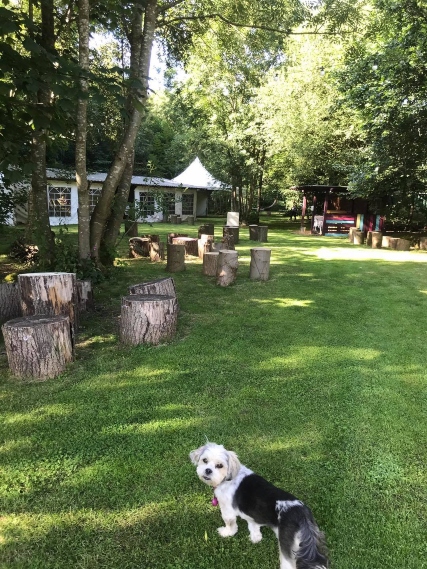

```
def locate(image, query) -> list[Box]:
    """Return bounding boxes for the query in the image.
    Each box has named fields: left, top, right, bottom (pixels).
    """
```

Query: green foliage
left=53, top=226, right=105, bottom=283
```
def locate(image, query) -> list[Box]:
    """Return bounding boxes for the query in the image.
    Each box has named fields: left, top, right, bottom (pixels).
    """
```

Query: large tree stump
left=0, top=282, right=21, bottom=326
left=170, top=214, right=178, bottom=224
left=223, top=226, right=240, bottom=245
left=129, top=276, right=177, bottom=297
left=198, top=223, right=214, bottom=238
left=221, top=234, right=235, bottom=250
left=129, top=237, right=150, bottom=258
left=187, top=216, right=195, bottom=225
left=203, top=252, right=219, bottom=276
left=371, top=232, right=382, bottom=249
left=168, top=232, right=188, bottom=244
left=249, top=225, right=259, bottom=240
left=120, top=294, right=178, bottom=346
left=198, top=234, right=214, bottom=258
left=2, top=315, right=73, bottom=381
left=396, top=238, right=411, bottom=251
left=149, top=241, right=165, bottom=262
left=172, top=236, right=199, bottom=256
left=18, top=272, right=78, bottom=334
left=353, top=230, right=365, bottom=245
left=389, top=237, right=399, bottom=250
left=76, top=280, right=94, bottom=312
left=216, top=250, right=238, bottom=287
left=258, top=226, right=268, bottom=242
left=211, top=242, right=225, bottom=253
left=250, top=248, right=271, bottom=281
left=166, top=243, right=186, bottom=272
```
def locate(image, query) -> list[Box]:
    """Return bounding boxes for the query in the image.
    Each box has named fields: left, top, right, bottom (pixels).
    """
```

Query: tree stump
left=216, top=250, right=238, bottom=287
left=166, top=243, right=186, bottom=272
left=371, top=231, right=382, bottom=249
left=172, top=236, right=199, bottom=256
left=249, top=225, right=259, bottom=240
left=396, top=238, right=410, bottom=251
left=170, top=214, right=178, bottom=224
left=349, top=227, right=358, bottom=242
left=250, top=248, right=271, bottom=281
left=211, top=242, right=225, bottom=253
left=168, top=232, right=188, bottom=244
left=226, top=211, right=239, bottom=227
left=221, top=234, right=235, bottom=250
left=203, top=252, right=219, bottom=276
left=76, top=280, right=94, bottom=312
left=353, top=230, right=365, bottom=245
left=120, top=294, right=178, bottom=346
left=419, top=237, right=427, bottom=250
left=176, top=216, right=182, bottom=224
left=366, top=231, right=373, bottom=246
left=187, top=216, right=194, bottom=225
left=258, top=225, right=268, bottom=242
left=129, top=276, right=177, bottom=297
left=18, top=272, right=78, bottom=335
left=0, top=282, right=21, bottom=326
left=149, top=241, right=165, bottom=262
left=198, top=223, right=214, bottom=238
left=389, top=237, right=399, bottom=250
left=223, top=226, right=240, bottom=245
left=198, top=234, right=214, bottom=258
left=2, top=315, right=73, bottom=380
left=129, top=237, right=150, bottom=258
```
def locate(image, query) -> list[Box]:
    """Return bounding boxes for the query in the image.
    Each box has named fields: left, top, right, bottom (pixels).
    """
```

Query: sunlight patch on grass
left=253, top=297, right=314, bottom=308
left=101, top=416, right=204, bottom=436
left=315, top=246, right=427, bottom=263
left=3, top=404, right=74, bottom=425
left=0, top=437, right=32, bottom=455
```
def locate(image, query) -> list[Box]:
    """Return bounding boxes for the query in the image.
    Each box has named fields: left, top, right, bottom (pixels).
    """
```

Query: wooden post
left=18, top=272, right=78, bottom=334
left=250, top=248, right=271, bottom=281
left=76, top=280, right=94, bottom=312
left=258, top=226, right=268, bottom=242
left=223, top=226, right=239, bottom=245
left=203, top=252, right=219, bottom=276
left=371, top=232, right=382, bottom=249
left=2, top=315, right=73, bottom=380
left=166, top=243, right=186, bottom=272
left=216, top=250, right=238, bottom=287
left=249, top=225, right=259, bottom=240
left=120, top=294, right=178, bottom=346
left=129, top=277, right=176, bottom=297
left=0, top=282, right=21, bottom=326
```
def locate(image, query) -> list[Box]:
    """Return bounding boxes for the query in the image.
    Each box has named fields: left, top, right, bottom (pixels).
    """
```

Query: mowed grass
left=1, top=215, right=427, bottom=568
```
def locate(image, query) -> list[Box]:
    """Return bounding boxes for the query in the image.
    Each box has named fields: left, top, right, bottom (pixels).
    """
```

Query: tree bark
left=249, top=225, right=259, bottom=240
left=166, top=244, right=185, bottom=272
left=0, top=283, right=22, bottom=326
left=76, top=0, right=91, bottom=261
left=172, top=236, right=198, bottom=256
left=76, top=279, right=94, bottom=312
left=198, top=234, right=213, bottom=258
left=120, top=294, right=178, bottom=345
left=2, top=315, right=73, bottom=381
left=258, top=225, right=268, bottom=242
left=203, top=252, right=219, bottom=276
left=250, top=248, right=271, bottom=281
left=223, top=225, right=239, bottom=244
left=216, top=250, right=238, bottom=286
left=129, top=237, right=151, bottom=257
left=353, top=230, right=364, bottom=245
left=198, top=223, right=214, bottom=237
left=129, top=276, right=176, bottom=297
left=396, top=238, right=410, bottom=251
left=371, top=232, right=382, bottom=248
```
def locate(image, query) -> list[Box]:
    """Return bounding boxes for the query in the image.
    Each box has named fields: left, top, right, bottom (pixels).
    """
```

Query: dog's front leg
left=217, top=503, right=238, bottom=537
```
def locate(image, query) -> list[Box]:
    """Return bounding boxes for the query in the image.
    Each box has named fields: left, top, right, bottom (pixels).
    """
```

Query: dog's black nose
left=205, top=468, right=212, bottom=475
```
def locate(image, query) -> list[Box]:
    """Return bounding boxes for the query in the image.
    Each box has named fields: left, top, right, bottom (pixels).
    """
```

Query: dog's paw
left=249, top=532, right=262, bottom=543
left=217, top=526, right=237, bottom=538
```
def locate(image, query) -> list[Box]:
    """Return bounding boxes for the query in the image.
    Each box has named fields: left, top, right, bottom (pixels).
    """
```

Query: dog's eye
left=202, top=458, right=208, bottom=464
left=216, top=463, right=223, bottom=469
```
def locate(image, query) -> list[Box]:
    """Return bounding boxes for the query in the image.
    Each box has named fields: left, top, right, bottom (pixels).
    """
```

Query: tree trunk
left=129, top=276, right=176, bottom=297
left=18, top=272, right=78, bottom=339
left=250, top=248, right=271, bottom=281
left=2, top=315, right=73, bottom=381
left=0, top=283, right=22, bottom=326
left=203, top=252, right=219, bottom=276
left=166, top=244, right=185, bottom=272
left=216, top=250, right=238, bottom=286
left=76, top=0, right=91, bottom=261
left=90, top=0, right=158, bottom=264
left=120, top=294, right=178, bottom=345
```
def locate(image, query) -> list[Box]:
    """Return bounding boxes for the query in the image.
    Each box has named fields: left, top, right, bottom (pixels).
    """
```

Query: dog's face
left=190, top=443, right=241, bottom=488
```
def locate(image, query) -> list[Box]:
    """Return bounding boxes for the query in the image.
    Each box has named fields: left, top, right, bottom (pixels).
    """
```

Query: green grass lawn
left=1, top=215, right=427, bottom=568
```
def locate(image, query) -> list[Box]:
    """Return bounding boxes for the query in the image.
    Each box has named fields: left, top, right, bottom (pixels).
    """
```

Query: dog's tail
left=277, top=503, right=329, bottom=569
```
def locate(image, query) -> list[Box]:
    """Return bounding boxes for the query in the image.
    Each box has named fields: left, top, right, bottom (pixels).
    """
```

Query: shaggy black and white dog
left=190, top=442, right=329, bottom=569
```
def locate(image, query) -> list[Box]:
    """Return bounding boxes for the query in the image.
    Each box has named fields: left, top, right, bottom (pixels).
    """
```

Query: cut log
left=120, top=294, right=178, bottom=346
left=198, top=234, right=214, bottom=259
left=2, top=315, right=73, bottom=381
left=371, top=231, right=382, bottom=249
left=149, top=240, right=165, bottom=262
left=76, top=280, right=94, bottom=312
left=366, top=231, right=373, bottom=247
left=129, top=276, right=176, bottom=298
left=258, top=226, right=268, bottom=242
left=216, top=250, right=238, bottom=287
left=249, top=225, right=259, bottom=240
left=203, top=252, right=219, bottom=276
left=170, top=214, right=178, bottom=224
left=141, top=234, right=160, bottom=243
left=166, top=243, right=186, bottom=272
left=353, top=230, right=365, bottom=245
left=168, top=232, right=188, bottom=244
left=349, top=227, right=358, bottom=242
left=0, top=282, right=21, bottom=326
left=187, top=215, right=194, bottom=225
left=396, top=238, right=411, bottom=251
left=223, top=226, right=240, bottom=245
left=221, top=234, right=235, bottom=250
left=419, top=236, right=427, bottom=250
left=389, top=237, right=399, bottom=250
left=250, top=248, right=271, bottom=281
left=129, top=237, right=150, bottom=258
left=198, top=223, right=214, bottom=238
left=18, top=272, right=78, bottom=334
left=172, top=236, right=199, bottom=256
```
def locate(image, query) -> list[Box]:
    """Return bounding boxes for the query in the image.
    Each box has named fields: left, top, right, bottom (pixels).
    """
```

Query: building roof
left=172, top=157, right=224, bottom=189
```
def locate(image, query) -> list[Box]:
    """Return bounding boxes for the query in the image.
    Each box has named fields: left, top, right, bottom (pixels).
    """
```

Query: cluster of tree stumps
left=1, top=272, right=93, bottom=381
left=349, top=228, right=412, bottom=251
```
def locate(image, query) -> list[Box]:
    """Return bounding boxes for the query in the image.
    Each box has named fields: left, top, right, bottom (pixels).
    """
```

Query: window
left=48, top=186, right=71, bottom=217
left=89, top=188, right=102, bottom=214
left=139, top=192, right=155, bottom=216
left=182, top=193, right=194, bottom=215
left=164, top=192, right=176, bottom=214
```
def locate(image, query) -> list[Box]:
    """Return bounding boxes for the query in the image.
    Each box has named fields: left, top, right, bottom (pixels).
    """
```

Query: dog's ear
left=226, top=450, right=241, bottom=480
left=189, top=445, right=205, bottom=465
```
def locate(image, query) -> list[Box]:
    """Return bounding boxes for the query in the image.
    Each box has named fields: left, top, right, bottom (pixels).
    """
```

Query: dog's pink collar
left=212, top=494, right=218, bottom=506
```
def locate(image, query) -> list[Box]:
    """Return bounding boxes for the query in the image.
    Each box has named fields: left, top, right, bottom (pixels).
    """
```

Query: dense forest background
left=1, top=0, right=427, bottom=268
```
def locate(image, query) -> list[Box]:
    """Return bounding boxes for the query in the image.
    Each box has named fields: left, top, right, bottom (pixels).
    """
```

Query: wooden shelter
left=297, top=185, right=384, bottom=236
